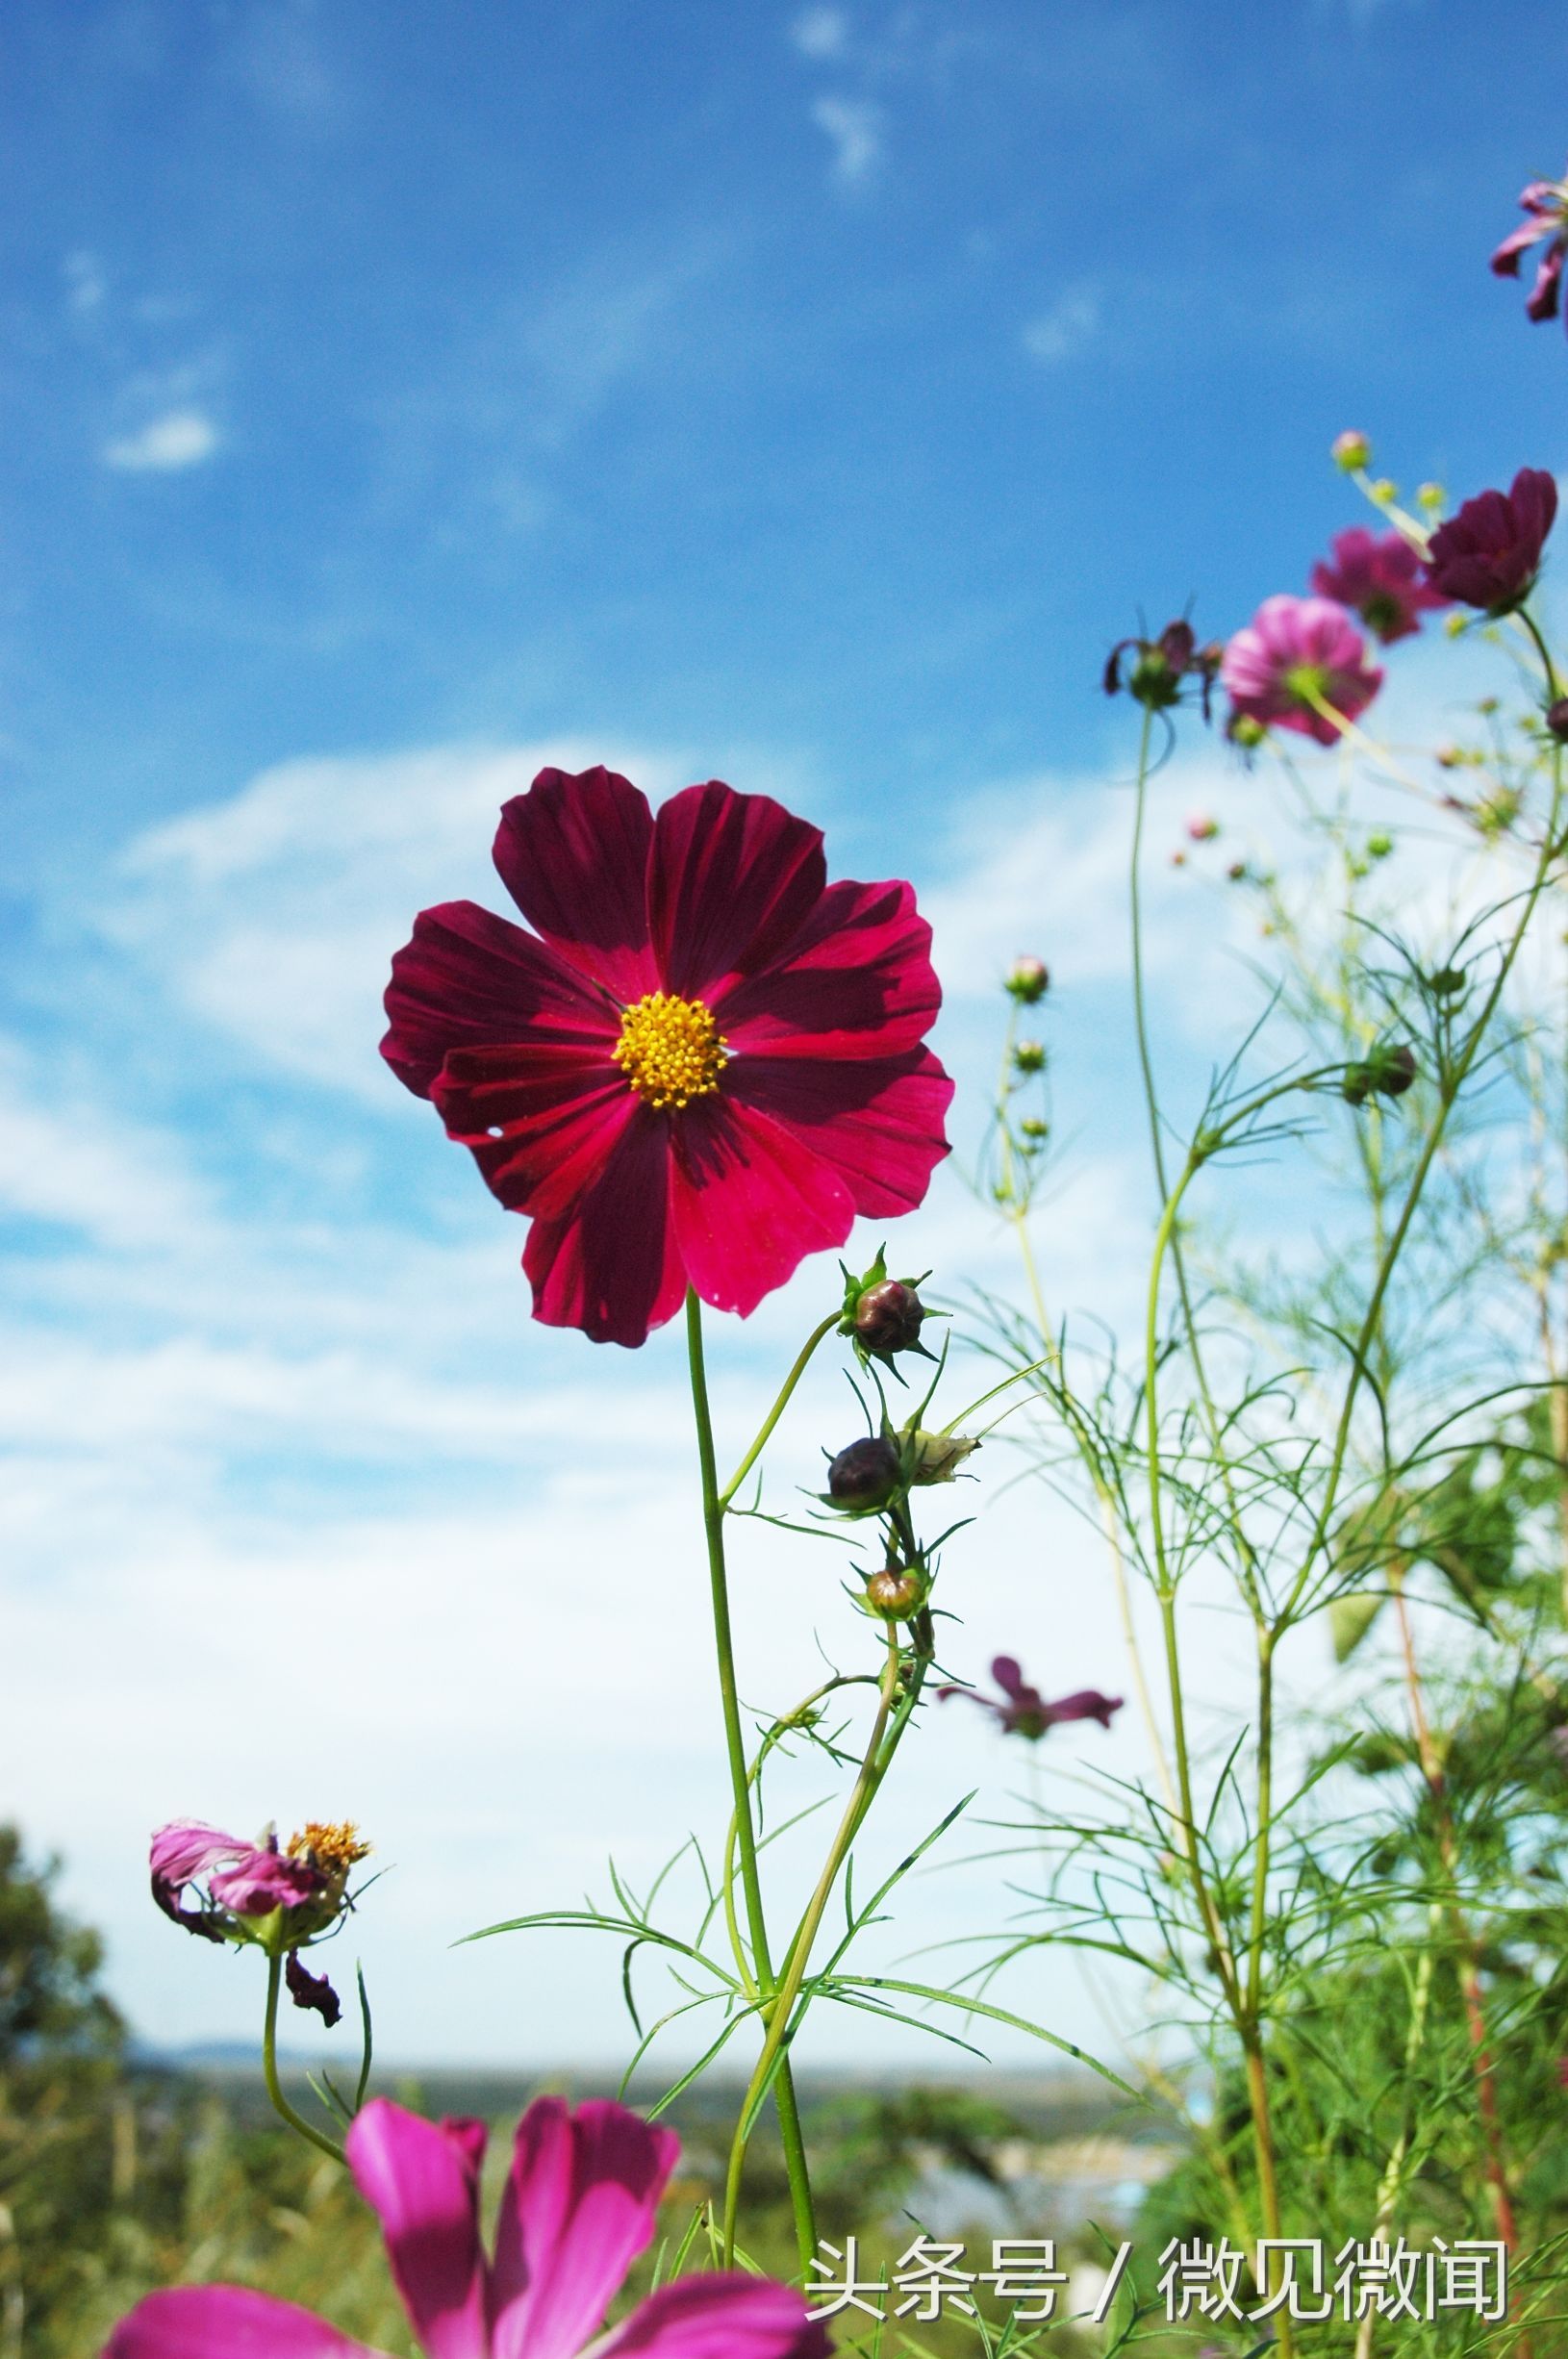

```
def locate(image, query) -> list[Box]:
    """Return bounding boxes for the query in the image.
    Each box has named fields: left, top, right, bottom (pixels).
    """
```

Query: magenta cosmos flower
left=937, top=1655, right=1123, bottom=1740
left=108, top=2093, right=828, bottom=2359
left=1221, top=595, right=1383, bottom=747
left=1309, top=526, right=1448, bottom=646
left=1424, top=469, right=1558, bottom=615
left=1491, top=171, right=1568, bottom=329
left=382, top=767, right=953, bottom=1348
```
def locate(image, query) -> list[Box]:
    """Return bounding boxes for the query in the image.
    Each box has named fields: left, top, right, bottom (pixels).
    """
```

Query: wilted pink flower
left=107, top=2094, right=827, bottom=2359
left=938, top=1655, right=1123, bottom=1741
left=151, top=1820, right=323, bottom=1939
left=1491, top=171, right=1568, bottom=329
left=1424, top=469, right=1558, bottom=615
left=150, top=1819, right=368, bottom=2029
left=1221, top=596, right=1383, bottom=747
left=1310, top=527, right=1449, bottom=645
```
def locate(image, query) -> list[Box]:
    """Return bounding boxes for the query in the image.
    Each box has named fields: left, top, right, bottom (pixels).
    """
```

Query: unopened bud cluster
left=1343, top=1042, right=1418, bottom=1106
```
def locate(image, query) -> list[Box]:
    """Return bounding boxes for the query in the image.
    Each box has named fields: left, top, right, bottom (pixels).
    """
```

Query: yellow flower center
left=287, top=1820, right=371, bottom=1880
left=612, top=991, right=729, bottom=1109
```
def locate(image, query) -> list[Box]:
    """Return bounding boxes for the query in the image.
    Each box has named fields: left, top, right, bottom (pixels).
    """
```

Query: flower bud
left=1331, top=429, right=1371, bottom=472
left=1019, top=1115, right=1049, bottom=1140
left=853, top=1277, right=926, bottom=1357
left=1227, top=713, right=1268, bottom=750
left=825, top=1434, right=901, bottom=1509
left=1547, top=698, right=1568, bottom=742
left=1005, top=954, right=1050, bottom=1003
left=1013, top=1038, right=1046, bottom=1075
left=1185, top=813, right=1220, bottom=842
left=898, top=1426, right=979, bottom=1485
left=1343, top=1042, right=1418, bottom=1106
left=1366, top=831, right=1393, bottom=859
left=1227, top=860, right=1248, bottom=881
left=1416, top=481, right=1445, bottom=514
left=865, top=1567, right=923, bottom=1619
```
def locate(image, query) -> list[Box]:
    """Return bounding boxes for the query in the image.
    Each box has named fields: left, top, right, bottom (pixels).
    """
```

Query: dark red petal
left=492, top=768, right=660, bottom=1004
left=433, top=1045, right=633, bottom=1221
left=1509, top=465, right=1559, bottom=554
left=381, top=901, right=619, bottom=1101
left=648, top=783, right=827, bottom=1002
left=521, top=1117, right=686, bottom=1348
left=1527, top=247, right=1563, bottom=320
left=726, top=1050, right=952, bottom=1217
left=668, top=1098, right=856, bottom=1318
left=716, top=877, right=942, bottom=1061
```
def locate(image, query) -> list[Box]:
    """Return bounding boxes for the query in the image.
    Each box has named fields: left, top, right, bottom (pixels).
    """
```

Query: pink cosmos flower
left=937, top=1655, right=1124, bottom=1741
left=107, top=2094, right=828, bottom=2359
left=1221, top=596, right=1383, bottom=747
left=382, top=767, right=953, bottom=1348
left=1491, top=171, right=1568, bottom=330
left=1424, top=469, right=1558, bottom=615
left=1309, top=526, right=1449, bottom=646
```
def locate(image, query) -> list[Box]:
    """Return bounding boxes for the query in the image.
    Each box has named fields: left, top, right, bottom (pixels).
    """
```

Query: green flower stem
left=721, top=1623, right=923, bottom=2261
left=684, top=1288, right=817, bottom=2272
left=1128, top=717, right=1265, bottom=1619
left=720, top=1673, right=879, bottom=1997
left=1515, top=606, right=1562, bottom=705
left=1283, top=752, right=1568, bottom=1622
left=719, top=1314, right=839, bottom=1509
left=262, top=1951, right=345, bottom=2165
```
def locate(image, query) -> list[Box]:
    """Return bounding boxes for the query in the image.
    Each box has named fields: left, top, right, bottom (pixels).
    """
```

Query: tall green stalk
left=684, top=1288, right=818, bottom=2270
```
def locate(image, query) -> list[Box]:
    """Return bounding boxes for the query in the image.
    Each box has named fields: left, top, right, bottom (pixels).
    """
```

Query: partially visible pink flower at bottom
left=938, top=1655, right=1124, bottom=1741
left=1221, top=596, right=1383, bottom=747
left=108, top=2094, right=829, bottom=2359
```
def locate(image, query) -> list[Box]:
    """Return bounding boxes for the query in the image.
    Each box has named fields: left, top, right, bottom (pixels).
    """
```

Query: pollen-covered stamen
left=612, top=991, right=729, bottom=1109
left=286, top=1820, right=371, bottom=1882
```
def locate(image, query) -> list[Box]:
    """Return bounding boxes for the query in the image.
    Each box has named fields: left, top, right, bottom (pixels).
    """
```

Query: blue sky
left=3, top=0, right=1567, bottom=2073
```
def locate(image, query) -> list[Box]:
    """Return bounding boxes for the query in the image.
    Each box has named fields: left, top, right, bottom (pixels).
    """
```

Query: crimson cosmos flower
left=1423, top=469, right=1558, bottom=615
left=108, top=2093, right=828, bottom=2359
left=937, top=1655, right=1124, bottom=1740
left=382, top=767, right=953, bottom=1347
left=1221, top=595, right=1383, bottom=746
left=1309, top=526, right=1449, bottom=646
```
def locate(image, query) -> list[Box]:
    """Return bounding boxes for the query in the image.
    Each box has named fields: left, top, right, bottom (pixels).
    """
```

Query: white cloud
left=789, top=4, right=849, bottom=58
left=101, top=407, right=220, bottom=472
left=1022, top=288, right=1100, bottom=366
left=0, top=1038, right=212, bottom=1251
left=811, top=94, right=883, bottom=186
left=64, top=249, right=106, bottom=314
left=108, top=740, right=690, bottom=1097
